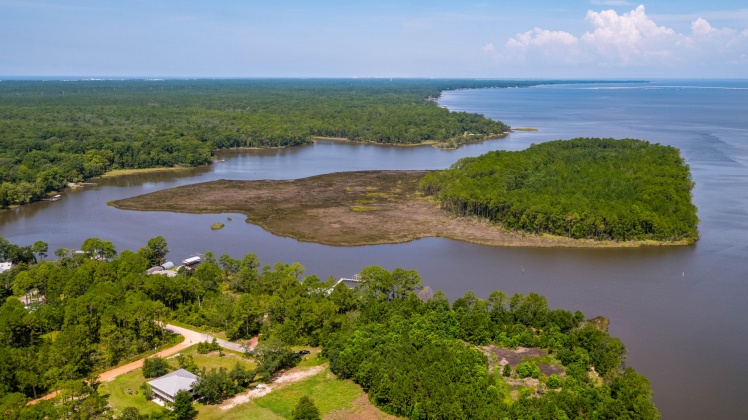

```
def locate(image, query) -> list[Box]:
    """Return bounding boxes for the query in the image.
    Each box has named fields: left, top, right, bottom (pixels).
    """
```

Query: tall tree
left=171, top=390, right=197, bottom=420
left=292, top=395, right=321, bottom=420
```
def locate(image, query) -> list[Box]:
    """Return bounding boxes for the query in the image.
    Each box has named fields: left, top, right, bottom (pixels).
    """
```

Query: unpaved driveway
left=220, top=365, right=326, bottom=410
left=29, top=324, right=257, bottom=404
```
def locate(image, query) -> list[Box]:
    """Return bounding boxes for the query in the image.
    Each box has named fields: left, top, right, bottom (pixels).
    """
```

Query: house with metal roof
left=147, top=368, right=198, bottom=404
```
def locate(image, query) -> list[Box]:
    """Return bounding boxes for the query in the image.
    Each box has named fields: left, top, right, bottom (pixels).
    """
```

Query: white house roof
left=182, top=256, right=201, bottom=265
left=148, top=369, right=198, bottom=399
left=0, top=262, right=11, bottom=273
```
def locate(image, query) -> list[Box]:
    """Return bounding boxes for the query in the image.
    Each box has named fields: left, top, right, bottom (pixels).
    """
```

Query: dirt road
left=28, top=324, right=256, bottom=405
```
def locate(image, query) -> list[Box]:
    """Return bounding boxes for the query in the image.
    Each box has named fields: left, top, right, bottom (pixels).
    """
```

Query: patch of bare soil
left=324, top=395, right=399, bottom=420
left=219, top=365, right=326, bottom=410
left=481, top=345, right=565, bottom=377
left=109, top=170, right=669, bottom=248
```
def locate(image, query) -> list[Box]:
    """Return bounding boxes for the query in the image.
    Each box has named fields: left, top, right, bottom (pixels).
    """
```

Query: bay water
left=2, top=80, right=747, bottom=418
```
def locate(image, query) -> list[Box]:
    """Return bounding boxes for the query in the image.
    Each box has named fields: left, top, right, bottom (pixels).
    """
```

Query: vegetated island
left=110, top=138, right=698, bottom=247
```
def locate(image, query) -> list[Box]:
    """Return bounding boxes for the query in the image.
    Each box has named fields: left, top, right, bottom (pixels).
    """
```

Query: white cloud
left=495, top=4, right=748, bottom=75
left=481, top=43, right=495, bottom=52
left=691, top=18, right=715, bottom=36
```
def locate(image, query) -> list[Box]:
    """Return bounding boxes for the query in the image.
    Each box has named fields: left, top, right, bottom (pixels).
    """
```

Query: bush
left=176, top=353, right=198, bottom=374
left=142, top=357, right=169, bottom=378
left=515, top=361, right=540, bottom=379
left=139, top=383, right=153, bottom=401
left=196, top=338, right=221, bottom=354
left=502, top=363, right=511, bottom=377
left=547, top=374, right=561, bottom=389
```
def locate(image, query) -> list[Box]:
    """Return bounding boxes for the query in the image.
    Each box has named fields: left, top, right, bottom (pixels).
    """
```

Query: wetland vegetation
left=110, top=138, right=698, bottom=248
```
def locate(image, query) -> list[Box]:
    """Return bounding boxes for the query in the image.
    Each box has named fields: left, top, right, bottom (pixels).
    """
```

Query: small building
left=146, top=266, right=164, bottom=274
left=148, top=369, right=198, bottom=404
left=182, top=256, right=201, bottom=267
left=0, top=262, right=11, bottom=274
left=161, top=261, right=175, bottom=270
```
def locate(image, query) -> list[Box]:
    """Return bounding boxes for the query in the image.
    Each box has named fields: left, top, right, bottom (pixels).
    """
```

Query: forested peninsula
left=422, top=138, right=699, bottom=243
left=111, top=138, right=698, bottom=247
left=0, top=78, right=534, bottom=208
left=0, top=236, right=659, bottom=419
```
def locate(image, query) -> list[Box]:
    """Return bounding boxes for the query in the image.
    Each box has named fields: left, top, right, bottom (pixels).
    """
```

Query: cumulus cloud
left=496, top=4, right=748, bottom=75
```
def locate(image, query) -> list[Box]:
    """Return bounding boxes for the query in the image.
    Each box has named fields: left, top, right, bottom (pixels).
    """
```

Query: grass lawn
left=176, top=346, right=256, bottom=372
left=99, top=370, right=163, bottom=417
left=253, top=368, right=363, bottom=418
left=197, top=367, right=365, bottom=420
left=102, top=345, right=370, bottom=419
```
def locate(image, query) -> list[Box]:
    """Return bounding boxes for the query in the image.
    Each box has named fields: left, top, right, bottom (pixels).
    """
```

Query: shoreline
left=312, top=132, right=511, bottom=150
left=97, top=166, right=198, bottom=179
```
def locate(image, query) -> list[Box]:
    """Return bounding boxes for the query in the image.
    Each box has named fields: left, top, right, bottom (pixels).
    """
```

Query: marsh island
left=110, top=138, right=698, bottom=247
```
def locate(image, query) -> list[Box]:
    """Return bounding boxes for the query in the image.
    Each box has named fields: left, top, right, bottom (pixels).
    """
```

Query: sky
left=0, top=0, right=746, bottom=78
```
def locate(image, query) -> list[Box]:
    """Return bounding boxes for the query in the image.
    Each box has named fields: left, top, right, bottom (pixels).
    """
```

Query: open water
left=2, top=80, right=748, bottom=419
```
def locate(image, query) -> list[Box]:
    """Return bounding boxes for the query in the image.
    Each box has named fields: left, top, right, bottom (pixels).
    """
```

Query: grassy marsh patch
left=110, top=170, right=689, bottom=248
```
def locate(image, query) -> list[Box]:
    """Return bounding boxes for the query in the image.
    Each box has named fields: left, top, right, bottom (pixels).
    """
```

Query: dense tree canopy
left=0, top=235, right=659, bottom=419
left=0, top=78, right=531, bottom=207
left=421, top=138, right=699, bottom=242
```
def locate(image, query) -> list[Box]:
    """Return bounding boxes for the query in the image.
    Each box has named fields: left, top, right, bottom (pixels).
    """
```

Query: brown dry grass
left=109, top=170, right=685, bottom=248
left=324, top=395, right=399, bottom=420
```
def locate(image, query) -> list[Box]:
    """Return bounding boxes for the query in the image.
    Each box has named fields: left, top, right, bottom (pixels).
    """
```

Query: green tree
left=139, top=236, right=169, bottom=266
left=120, top=407, right=144, bottom=420
left=171, top=390, right=197, bottom=420
left=192, top=367, right=233, bottom=404
left=292, top=395, right=321, bottom=420
left=142, top=357, right=169, bottom=378
left=80, top=238, right=117, bottom=261
left=253, top=339, right=299, bottom=383
left=32, top=241, right=48, bottom=261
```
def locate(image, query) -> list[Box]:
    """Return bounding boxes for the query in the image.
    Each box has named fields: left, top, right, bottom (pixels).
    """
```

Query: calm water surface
left=2, top=80, right=747, bottom=419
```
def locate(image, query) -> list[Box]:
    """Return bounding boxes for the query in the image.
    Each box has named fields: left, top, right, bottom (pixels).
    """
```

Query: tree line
left=0, top=235, right=658, bottom=419
left=420, top=138, right=699, bottom=242
left=0, top=78, right=532, bottom=208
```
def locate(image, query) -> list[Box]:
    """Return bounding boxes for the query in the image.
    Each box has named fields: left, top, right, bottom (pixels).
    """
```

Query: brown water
left=2, top=81, right=748, bottom=419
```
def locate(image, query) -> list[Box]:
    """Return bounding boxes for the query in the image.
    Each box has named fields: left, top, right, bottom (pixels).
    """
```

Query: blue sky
left=1, top=1, right=746, bottom=78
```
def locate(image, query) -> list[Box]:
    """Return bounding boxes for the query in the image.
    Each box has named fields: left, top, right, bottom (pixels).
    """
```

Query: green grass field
left=198, top=367, right=365, bottom=420
left=99, top=370, right=164, bottom=417
left=101, top=344, right=255, bottom=417
left=101, top=344, right=382, bottom=419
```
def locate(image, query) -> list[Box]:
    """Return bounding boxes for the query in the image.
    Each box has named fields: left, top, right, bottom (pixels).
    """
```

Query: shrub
left=515, top=361, right=540, bottom=379
left=547, top=374, right=561, bottom=389
left=142, top=357, right=169, bottom=378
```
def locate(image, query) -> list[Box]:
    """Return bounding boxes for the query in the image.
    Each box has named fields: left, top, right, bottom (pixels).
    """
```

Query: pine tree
left=292, top=395, right=320, bottom=420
